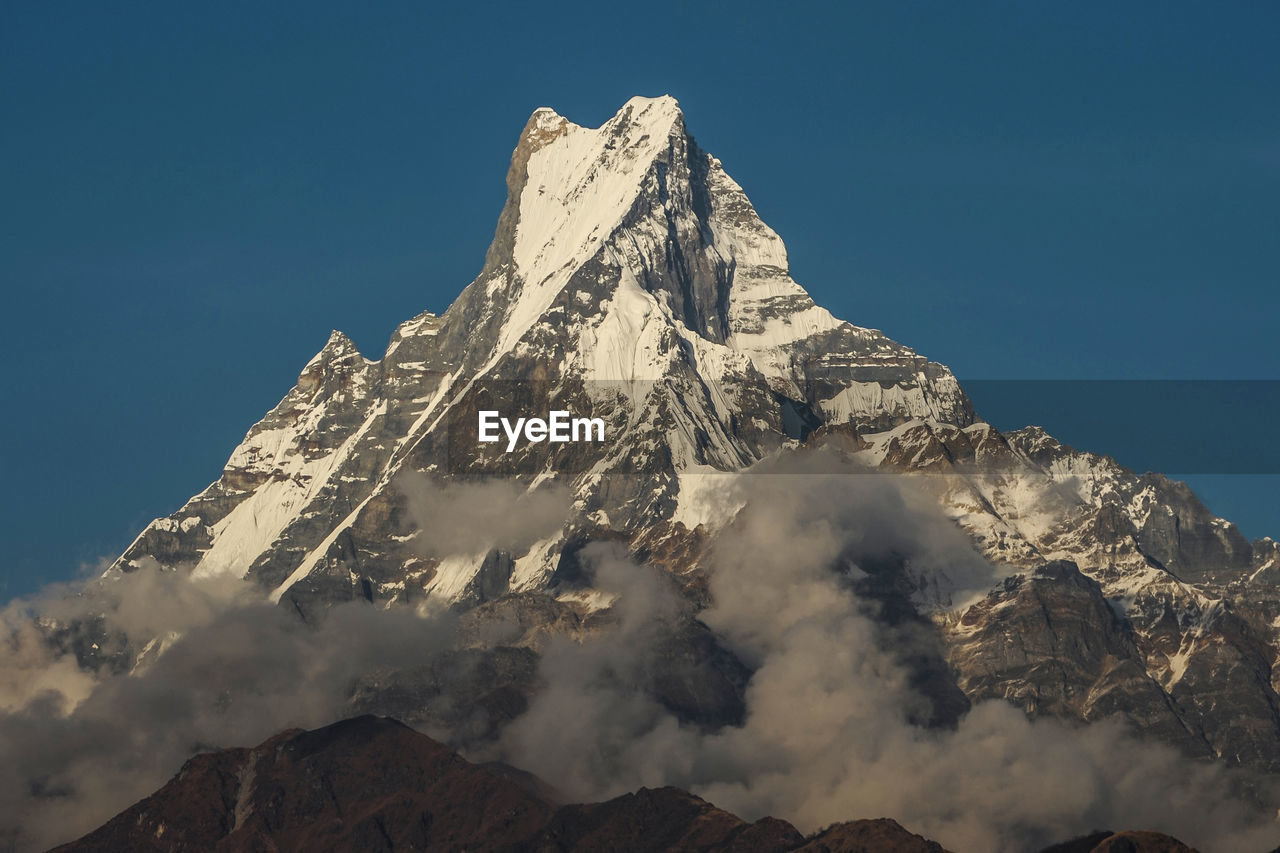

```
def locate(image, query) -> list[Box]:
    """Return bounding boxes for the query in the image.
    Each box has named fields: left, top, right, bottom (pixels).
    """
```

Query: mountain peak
left=301, top=329, right=360, bottom=369
left=614, top=93, right=683, bottom=127
left=622, top=93, right=680, bottom=110
left=518, top=96, right=683, bottom=156
left=521, top=107, right=573, bottom=151
left=483, top=97, right=686, bottom=287
left=457, top=96, right=968, bottom=404
left=468, top=96, right=702, bottom=360
left=525, top=95, right=682, bottom=131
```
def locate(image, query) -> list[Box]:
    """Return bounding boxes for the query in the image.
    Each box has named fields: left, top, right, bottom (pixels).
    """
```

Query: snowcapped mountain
left=114, top=95, right=969, bottom=607
left=111, top=95, right=1280, bottom=781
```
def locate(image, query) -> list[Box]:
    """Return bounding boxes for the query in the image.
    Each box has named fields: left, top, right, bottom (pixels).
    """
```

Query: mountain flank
left=56, top=715, right=1202, bottom=853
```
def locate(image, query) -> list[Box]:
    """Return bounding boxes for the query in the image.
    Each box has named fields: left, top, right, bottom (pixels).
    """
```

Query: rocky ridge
left=57, top=715, right=1201, bottom=853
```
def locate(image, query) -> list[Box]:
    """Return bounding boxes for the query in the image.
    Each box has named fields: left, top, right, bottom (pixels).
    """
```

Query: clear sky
left=2, top=2, right=1277, bottom=598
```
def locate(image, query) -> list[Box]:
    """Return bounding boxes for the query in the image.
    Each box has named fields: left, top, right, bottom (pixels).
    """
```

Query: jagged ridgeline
left=111, top=96, right=1280, bottom=782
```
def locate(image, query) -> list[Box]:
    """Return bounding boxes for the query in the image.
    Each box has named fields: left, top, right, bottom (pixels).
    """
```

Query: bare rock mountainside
left=56, top=715, right=1193, bottom=853
left=61, top=96, right=1279, bottom=845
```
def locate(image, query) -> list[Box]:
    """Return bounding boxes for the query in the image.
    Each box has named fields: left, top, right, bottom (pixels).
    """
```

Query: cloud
left=0, top=567, right=459, bottom=851
left=0, top=475, right=579, bottom=850
left=496, top=450, right=1280, bottom=853
left=0, top=474, right=582, bottom=850
left=397, top=473, right=571, bottom=557
left=495, top=543, right=703, bottom=795
left=0, top=454, right=1275, bottom=852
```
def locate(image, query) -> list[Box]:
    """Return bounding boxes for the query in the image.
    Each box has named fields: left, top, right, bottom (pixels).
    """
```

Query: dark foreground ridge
left=51, top=715, right=1201, bottom=853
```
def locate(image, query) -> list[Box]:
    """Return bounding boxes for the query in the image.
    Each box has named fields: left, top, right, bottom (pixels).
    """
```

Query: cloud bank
left=0, top=465, right=1275, bottom=852
left=0, top=475, right=567, bottom=850
left=0, top=569, right=460, bottom=850
left=497, top=453, right=1280, bottom=852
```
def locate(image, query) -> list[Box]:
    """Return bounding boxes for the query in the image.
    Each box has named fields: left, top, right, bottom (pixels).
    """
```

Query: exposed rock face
left=97, top=95, right=1280, bottom=786
left=888, top=421, right=1280, bottom=774
left=525, top=787, right=808, bottom=852
left=945, top=561, right=1211, bottom=759
left=51, top=716, right=555, bottom=853
left=1039, top=830, right=1201, bottom=853
left=794, top=818, right=951, bottom=853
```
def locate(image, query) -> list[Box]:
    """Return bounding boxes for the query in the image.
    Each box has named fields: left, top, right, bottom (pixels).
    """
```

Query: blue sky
left=2, top=2, right=1277, bottom=598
